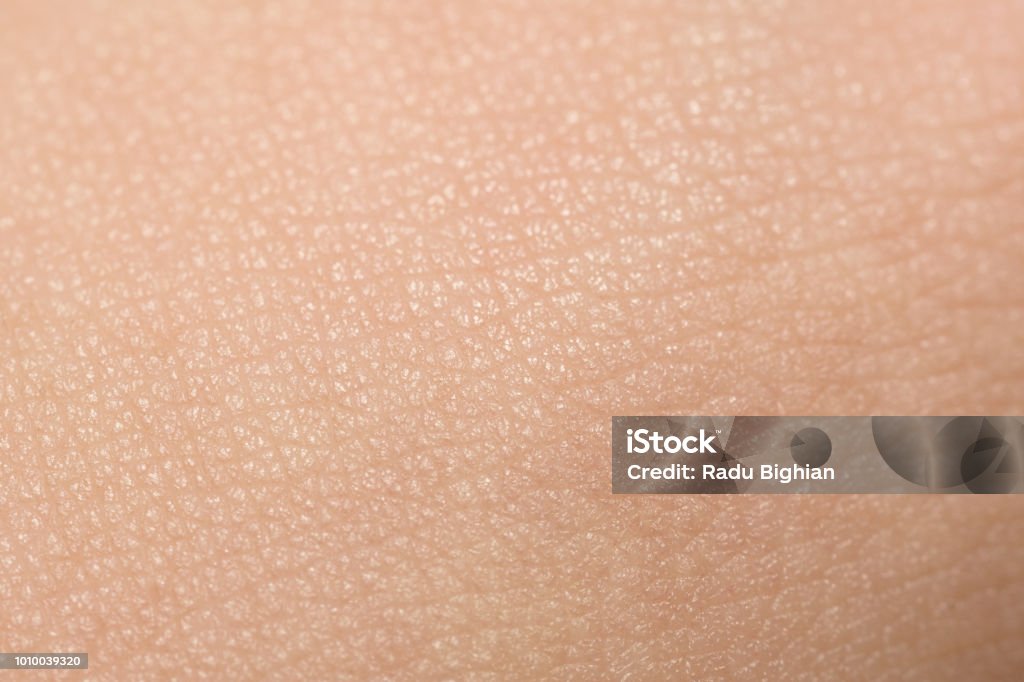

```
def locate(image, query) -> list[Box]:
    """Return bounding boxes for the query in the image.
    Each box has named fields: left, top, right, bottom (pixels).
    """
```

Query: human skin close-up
left=1, top=0, right=1023, bottom=679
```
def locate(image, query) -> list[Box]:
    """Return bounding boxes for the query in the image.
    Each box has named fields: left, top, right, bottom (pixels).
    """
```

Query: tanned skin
left=1, top=1, right=1023, bottom=679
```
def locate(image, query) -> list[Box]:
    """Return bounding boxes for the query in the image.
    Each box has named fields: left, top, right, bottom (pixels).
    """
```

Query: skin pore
left=1, top=0, right=1023, bottom=679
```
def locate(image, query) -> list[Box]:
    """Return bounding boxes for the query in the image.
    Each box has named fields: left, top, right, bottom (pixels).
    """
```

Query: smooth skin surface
left=1, top=1, right=1023, bottom=679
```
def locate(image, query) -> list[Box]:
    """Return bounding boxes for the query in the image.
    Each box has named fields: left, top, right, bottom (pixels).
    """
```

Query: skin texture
left=1, top=0, right=1023, bottom=679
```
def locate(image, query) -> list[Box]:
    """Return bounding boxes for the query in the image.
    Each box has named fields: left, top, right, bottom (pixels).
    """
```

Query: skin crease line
left=0, top=0, right=1023, bottom=679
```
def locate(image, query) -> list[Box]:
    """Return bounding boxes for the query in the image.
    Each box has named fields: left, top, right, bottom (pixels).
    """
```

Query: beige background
left=1, top=1, right=1023, bottom=679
